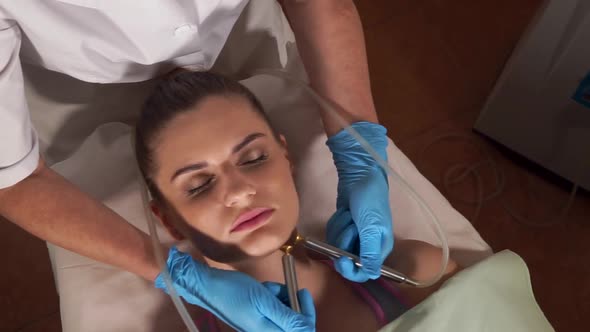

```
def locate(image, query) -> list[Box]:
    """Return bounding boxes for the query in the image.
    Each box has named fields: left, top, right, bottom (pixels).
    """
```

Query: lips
left=231, top=207, right=274, bottom=233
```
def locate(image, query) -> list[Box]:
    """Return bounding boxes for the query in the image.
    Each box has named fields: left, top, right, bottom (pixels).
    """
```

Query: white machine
left=475, top=0, right=590, bottom=191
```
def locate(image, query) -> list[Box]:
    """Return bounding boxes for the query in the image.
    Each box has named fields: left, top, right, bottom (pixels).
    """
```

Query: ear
left=278, top=134, right=295, bottom=173
left=150, top=201, right=185, bottom=241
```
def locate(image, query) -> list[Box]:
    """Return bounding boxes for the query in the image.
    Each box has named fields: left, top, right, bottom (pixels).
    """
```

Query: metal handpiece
left=281, top=248, right=301, bottom=313
left=302, top=237, right=420, bottom=287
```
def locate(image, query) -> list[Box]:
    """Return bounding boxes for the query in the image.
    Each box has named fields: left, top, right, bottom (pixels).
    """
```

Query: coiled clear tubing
left=139, top=69, right=451, bottom=332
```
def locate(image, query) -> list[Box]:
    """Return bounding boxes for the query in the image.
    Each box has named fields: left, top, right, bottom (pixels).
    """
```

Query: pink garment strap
left=207, top=314, right=220, bottom=332
left=194, top=312, right=221, bottom=332
left=347, top=281, right=388, bottom=326
left=377, top=278, right=411, bottom=308
left=319, top=260, right=388, bottom=326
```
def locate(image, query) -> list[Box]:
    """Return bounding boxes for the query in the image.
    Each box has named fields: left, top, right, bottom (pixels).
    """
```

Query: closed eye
left=187, top=176, right=215, bottom=197
left=186, top=153, right=267, bottom=197
left=240, top=153, right=268, bottom=166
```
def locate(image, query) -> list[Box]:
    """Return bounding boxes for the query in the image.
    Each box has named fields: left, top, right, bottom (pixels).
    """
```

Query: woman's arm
left=385, top=240, right=461, bottom=306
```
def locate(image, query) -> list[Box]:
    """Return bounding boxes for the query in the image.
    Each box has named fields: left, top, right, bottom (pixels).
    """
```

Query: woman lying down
left=134, top=71, right=460, bottom=331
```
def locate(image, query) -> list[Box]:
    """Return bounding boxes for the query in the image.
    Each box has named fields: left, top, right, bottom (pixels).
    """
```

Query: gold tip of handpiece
left=280, top=244, right=294, bottom=254
left=281, top=232, right=305, bottom=255
left=294, top=233, right=305, bottom=244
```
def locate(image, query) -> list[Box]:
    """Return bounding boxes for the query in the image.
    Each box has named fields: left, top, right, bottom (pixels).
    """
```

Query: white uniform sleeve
left=0, top=19, right=39, bottom=189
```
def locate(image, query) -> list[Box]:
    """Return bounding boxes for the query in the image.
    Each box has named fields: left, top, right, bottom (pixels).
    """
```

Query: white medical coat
left=0, top=0, right=248, bottom=188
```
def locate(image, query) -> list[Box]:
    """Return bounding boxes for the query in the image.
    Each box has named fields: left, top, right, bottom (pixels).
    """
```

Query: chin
left=240, top=224, right=295, bottom=258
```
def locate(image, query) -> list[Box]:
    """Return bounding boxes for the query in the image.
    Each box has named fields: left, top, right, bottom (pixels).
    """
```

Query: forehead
left=153, top=95, right=272, bottom=170
left=165, top=94, right=267, bottom=131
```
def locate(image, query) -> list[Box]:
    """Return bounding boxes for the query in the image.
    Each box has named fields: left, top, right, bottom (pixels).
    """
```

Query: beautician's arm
left=281, top=0, right=395, bottom=283
left=0, top=17, right=160, bottom=280
left=279, top=0, right=378, bottom=136
left=0, top=159, right=161, bottom=280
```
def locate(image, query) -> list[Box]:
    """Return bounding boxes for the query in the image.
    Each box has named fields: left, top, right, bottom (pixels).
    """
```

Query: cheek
left=174, top=201, right=226, bottom=242
left=255, top=157, right=298, bottom=209
left=173, top=204, right=251, bottom=262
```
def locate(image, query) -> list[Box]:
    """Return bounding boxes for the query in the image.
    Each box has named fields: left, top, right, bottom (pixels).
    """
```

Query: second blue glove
left=155, top=247, right=316, bottom=332
left=326, top=121, right=394, bottom=282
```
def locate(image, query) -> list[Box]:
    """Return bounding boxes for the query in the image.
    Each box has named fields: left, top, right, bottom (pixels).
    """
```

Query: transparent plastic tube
left=138, top=177, right=200, bottom=332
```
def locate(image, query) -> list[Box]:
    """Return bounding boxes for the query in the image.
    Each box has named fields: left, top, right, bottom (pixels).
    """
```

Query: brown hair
left=134, top=70, right=275, bottom=200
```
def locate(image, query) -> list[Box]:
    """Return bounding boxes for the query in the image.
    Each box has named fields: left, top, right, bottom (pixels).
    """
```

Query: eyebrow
left=170, top=132, right=266, bottom=182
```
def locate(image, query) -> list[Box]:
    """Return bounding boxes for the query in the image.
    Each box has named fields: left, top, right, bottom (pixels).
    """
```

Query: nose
left=222, top=173, right=256, bottom=208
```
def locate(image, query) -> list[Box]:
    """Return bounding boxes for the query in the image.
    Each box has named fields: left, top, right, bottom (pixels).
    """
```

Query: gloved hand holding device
left=326, top=121, right=394, bottom=282
left=155, top=247, right=316, bottom=332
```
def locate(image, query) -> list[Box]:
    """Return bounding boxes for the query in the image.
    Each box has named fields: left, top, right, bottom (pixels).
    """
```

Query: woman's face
left=151, top=95, right=299, bottom=263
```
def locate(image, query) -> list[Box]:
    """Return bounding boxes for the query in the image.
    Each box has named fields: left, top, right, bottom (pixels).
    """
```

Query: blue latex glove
left=155, top=247, right=316, bottom=332
left=326, top=121, right=393, bottom=282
